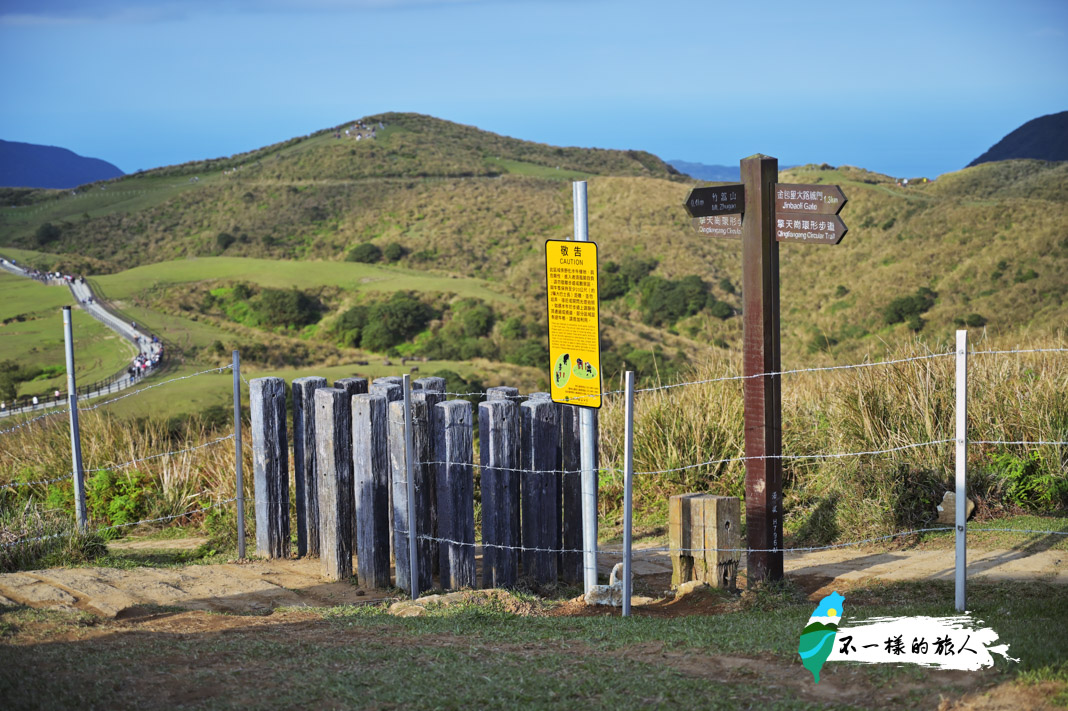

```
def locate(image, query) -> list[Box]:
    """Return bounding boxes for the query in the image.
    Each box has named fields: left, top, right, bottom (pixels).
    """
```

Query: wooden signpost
left=684, top=158, right=848, bottom=583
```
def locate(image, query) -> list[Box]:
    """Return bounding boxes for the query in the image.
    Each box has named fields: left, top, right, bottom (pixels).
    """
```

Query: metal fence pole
left=63, top=306, right=87, bottom=532
left=622, top=371, right=635, bottom=617
left=233, top=350, right=246, bottom=559
left=403, top=374, right=419, bottom=599
left=955, top=330, right=968, bottom=612
left=574, top=179, right=599, bottom=593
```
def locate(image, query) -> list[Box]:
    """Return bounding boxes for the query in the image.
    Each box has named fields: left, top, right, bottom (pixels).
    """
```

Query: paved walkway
left=0, top=257, right=163, bottom=419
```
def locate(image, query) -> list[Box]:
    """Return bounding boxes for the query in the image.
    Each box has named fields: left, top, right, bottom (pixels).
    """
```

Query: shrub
left=34, top=222, right=61, bottom=246
left=506, top=339, right=549, bottom=368
left=882, top=287, right=937, bottom=326
left=360, top=292, right=437, bottom=352
left=1014, top=267, right=1038, bottom=283
left=719, top=277, right=736, bottom=295
left=707, top=299, right=733, bottom=320
left=639, top=275, right=709, bottom=326
left=254, top=288, right=321, bottom=328
left=599, top=271, right=629, bottom=300
left=216, top=232, right=235, bottom=250
left=383, top=242, right=408, bottom=262
left=347, top=242, right=382, bottom=263
left=453, top=299, right=495, bottom=338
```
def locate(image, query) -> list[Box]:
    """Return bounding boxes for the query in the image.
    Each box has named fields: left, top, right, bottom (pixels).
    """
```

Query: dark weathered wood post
left=487, top=386, right=519, bottom=401
left=335, top=377, right=369, bottom=396
left=389, top=399, right=433, bottom=593
left=414, top=376, right=446, bottom=393
left=414, top=390, right=445, bottom=575
left=435, top=400, right=476, bottom=589
left=352, top=393, right=390, bottom=589
left=371, top=382, right=402, bottom=402
left=479, top=398, right=520, bottom=588
left=520, top=398, right=559, bottom=584
left=292, top=376, right=327, bottom=557
left=251, top=377, right=289, bottom=559
left=741, top=154, right=783, bottom=583
left=315, top=387, right=354, bottom=581
left=559, top=403, right=584, bottom=584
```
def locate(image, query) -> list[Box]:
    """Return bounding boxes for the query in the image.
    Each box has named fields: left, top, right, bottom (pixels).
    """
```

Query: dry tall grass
left=600, top=333, right=1067, bottom=541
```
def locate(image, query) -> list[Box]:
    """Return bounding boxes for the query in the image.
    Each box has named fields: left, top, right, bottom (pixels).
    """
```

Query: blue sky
left=1, top=0, right=1065, bottom=178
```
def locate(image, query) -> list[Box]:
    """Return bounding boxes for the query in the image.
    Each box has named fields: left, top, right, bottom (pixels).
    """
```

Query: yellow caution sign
left=545, top=239, right=601, bottom=409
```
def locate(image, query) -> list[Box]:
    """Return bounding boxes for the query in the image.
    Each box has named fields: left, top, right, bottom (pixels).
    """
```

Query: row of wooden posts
left=249, top=375, right=596, bottom=594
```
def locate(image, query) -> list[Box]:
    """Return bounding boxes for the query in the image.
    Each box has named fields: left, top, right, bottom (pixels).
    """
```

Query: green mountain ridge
left=0, top=113, right=1064, bottom=381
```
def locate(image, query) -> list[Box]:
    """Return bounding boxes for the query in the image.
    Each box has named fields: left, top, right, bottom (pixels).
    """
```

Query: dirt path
left=0, top=539, right=1063, bottom=619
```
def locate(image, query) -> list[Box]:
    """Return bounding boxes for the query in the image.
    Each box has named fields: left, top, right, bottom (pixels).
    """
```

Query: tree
left=34, top=222, right=61, bottom=246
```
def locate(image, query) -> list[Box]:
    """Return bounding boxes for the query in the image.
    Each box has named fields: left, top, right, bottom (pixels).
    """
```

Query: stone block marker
left=352, top=393, right=390, bottom=589
left=669, top=494, right=740, bottom=589
left=520, top=398, right=559, bottom=584
left=435, top=400, right=476, bottom=590
left=479, top=398, right=520, bottom=588
left=315, top=387, right=354, bottom=582
left=251, top=377, right=289, bottom=559
left=292, top=376, right=327, bottom=557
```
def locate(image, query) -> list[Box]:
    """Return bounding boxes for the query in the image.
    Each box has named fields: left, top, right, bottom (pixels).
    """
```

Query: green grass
left=485, top=156, right=592, bottom=180
left=0, top=272, right=136, bottom=395
left=90, top=256, right=514, bottom=303
left=0, top=578, right=1062, bottom=709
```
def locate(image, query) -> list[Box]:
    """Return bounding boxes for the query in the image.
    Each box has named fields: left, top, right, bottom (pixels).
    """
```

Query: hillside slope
left=967, top=111, right=1068, bottom=167
left=0, top=139, right=124, bottom=189
left=0, top=115, right=1063, bottom=381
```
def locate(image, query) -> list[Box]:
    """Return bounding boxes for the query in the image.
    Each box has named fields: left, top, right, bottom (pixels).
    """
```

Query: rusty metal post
left=740, top=154, right=783, bottom=583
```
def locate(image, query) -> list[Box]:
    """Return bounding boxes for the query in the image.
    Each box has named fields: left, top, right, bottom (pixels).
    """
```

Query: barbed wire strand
left=0, top=473, right=75, bottom=491
left=84, top=434, right=236, bottom=473
left=78, top=364, right=233, bottom=412
left=0, top=407, right=71, bottom=437
left=1, top=497, right=236, bottom=548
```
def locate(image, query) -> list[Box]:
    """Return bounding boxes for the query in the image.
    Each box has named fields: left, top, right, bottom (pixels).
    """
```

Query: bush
left=453, top=299, right=495, bottom=338
left=639, top=275, right=709, bottom=326
left=707, top=299, right=733, bottom=320
left=216, top=232, right=235, bottom=250
left=882, top=287, right=937, bottom=327
left=87, top=469, right=152, bottom=528
left=599, top=271, right=629, bottom=300
left=383, top=242, right=408, bottom=262
left=1014, top=267, right=1038, bottom=283
left=34, top=222, right=61, bottom=246
left=347, top=242, right=382, bottom=263
left=953, top=313, right=987, bottom=327
left=334, top=304, right=369, bottom=347
left=360, top=292, right=437, bottom=352
left=505, top=339, right=549, bottom=368
left=254, top=288, right=321, bottom=328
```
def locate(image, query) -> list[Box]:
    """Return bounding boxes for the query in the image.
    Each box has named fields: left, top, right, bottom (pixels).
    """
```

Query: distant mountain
left=0, top=139, right=124, bottom=189
left=967, top=111, right=1068, bottom=167
left=668, top=160, right=739, bottom=182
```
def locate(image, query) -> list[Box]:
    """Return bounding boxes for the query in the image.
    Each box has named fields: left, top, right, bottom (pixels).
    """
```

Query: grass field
left=0, top=578, right=1063, bottom=709
left=89, top=256, right=514, bottom=302
left=0, top=272, right=136, bottom=396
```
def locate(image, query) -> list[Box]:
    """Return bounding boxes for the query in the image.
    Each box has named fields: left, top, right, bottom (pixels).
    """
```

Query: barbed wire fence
left=0, top=354, right=246, bottom=556
left=0, top=333, right=1064, bottom=616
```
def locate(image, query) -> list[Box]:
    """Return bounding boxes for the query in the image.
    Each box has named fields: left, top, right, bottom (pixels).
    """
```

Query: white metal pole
left=573, top=180, right=599, bottom=593
left=622, top=371, right=635, bottom=617
left=403, top=374, right=419, bottom=600
left=955, top=330, right=968, bottom=612
left=63, top=306, right=87, bottom=532
left=233, top=350, right=246, bottom=559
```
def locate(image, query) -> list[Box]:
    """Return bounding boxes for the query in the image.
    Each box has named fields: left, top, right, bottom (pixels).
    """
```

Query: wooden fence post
left=251, top=377, right=289, bottom=559
left=372, top=381, right=402, bottom=556
left=487, top=386, right=519, bottom=401
left=315, top=387, right=354, bottom=582
left=436, top=400, right=476, bottom=589
left=389, top=399, right=433, bottom=593
left=292, top=376, right=327, bottom=557
left=414, top=390, right=445, bottom=575
left=415, top=376, right=446, bottom=393
left=559, top=404, right=583, bottom=584
left=479, top=398, right=520, bottom=588
left=335, top=377, right=369, bottom=396
left=520, top=398, right=559, bottom=584
left=352, top=393, right=390, bottom=589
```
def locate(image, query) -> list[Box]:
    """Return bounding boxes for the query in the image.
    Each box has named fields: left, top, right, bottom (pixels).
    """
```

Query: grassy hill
left=0, top=114, right=1064, bottom=387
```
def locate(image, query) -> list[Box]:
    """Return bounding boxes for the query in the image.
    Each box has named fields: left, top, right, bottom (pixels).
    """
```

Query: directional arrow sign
left=684, top=184, right=745, bottom=218
left=775, top=213, right=847, bottom=244
left=692, top=214, right=742, bottom=239
left=774, top=183, right=846, bottom=215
